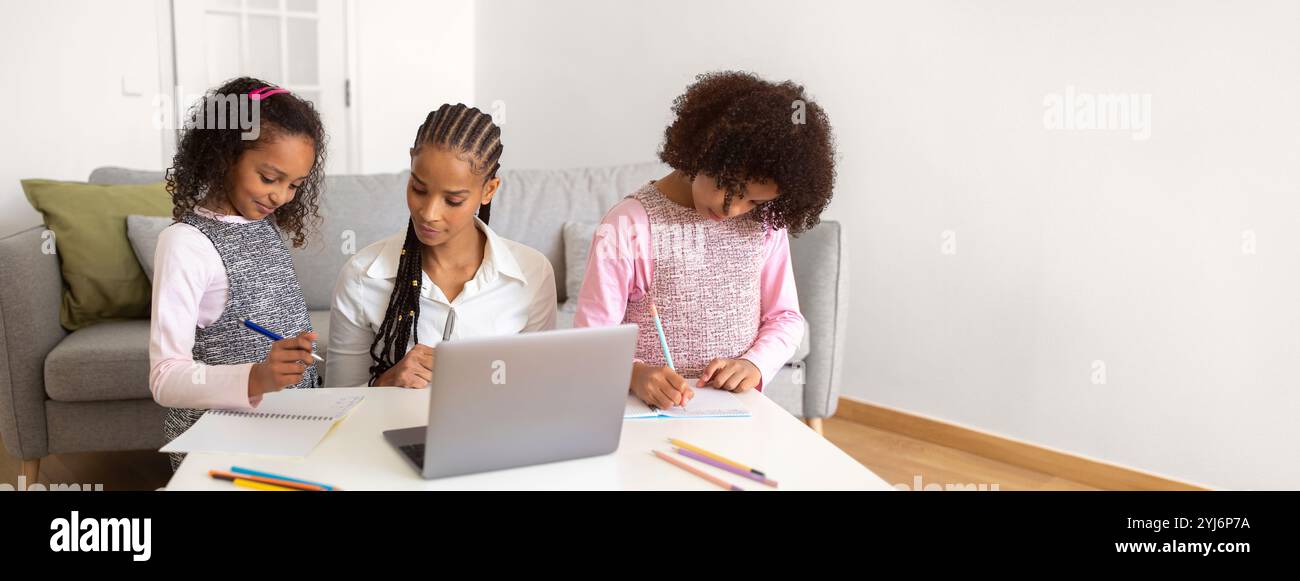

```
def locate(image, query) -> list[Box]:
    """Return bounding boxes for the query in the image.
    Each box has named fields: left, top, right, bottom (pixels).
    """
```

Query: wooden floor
left=824, top=417, right=1099, bottom=490
left=1, top=418, right=1098, bottom=491
left=0, top=434, right=172, bottom=491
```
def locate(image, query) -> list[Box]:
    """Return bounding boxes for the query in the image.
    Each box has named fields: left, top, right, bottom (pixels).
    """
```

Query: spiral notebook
left=160, top=390, right=364, bottom=458
left=624, top=386, right=751, bottom=419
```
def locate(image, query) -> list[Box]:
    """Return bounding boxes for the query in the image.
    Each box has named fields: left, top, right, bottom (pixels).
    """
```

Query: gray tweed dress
left=162, top=211, right=319, bottom=470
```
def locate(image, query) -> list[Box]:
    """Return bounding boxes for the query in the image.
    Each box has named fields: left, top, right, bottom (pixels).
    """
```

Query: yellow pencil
left=668, top=438, right=767, bottom=477
left=233, top=478, right=297, bottom=491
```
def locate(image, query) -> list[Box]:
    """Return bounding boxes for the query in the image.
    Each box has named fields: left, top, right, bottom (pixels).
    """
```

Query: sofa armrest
left=0, top=226, right=66, bottom=459
left=789, top=221, right=850, bottom=419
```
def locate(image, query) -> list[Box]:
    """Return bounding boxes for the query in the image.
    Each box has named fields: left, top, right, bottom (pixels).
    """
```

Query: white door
left=172, top=0, right=351, bottom=172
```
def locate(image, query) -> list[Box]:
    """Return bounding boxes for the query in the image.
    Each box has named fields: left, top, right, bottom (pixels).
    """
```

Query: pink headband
left=249, top=86, right=290, bottom=101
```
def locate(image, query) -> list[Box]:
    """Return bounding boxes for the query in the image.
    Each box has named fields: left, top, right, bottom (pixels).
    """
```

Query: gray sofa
left=0, top=163, right=848, bottom=480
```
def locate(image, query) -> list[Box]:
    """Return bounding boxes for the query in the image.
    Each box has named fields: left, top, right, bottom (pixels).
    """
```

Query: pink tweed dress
left=621, top=183, right=768, bottom=377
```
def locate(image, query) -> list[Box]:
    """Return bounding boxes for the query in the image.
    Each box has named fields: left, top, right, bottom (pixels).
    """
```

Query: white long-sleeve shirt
left=325, top=218, right=558, bottom=388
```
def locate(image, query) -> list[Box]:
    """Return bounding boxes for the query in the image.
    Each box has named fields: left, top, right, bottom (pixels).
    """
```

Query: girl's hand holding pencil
left=634, top=298, right=693, bottom=409
left=630, top=362, right=694, bottom=409
left=248, top=331, right=318, bottom=397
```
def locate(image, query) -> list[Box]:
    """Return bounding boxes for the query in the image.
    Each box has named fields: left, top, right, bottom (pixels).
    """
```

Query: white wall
left=476, top=0, right=1300, bottom=489
left=352, top=0, right=475, bottom=173
left=0, top=0, right=168, bottom=237
left=0, top=0, right=474, bottom=237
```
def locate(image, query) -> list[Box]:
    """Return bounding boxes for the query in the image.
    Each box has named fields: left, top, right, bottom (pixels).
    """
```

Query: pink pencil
left=653, top=450, right=744, bottom=491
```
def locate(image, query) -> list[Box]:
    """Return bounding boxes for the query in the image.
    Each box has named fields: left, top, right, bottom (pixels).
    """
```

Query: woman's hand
left=374, top=344, right=436, bottom=388
left=698, top=358, right=761, bottom=392
left=248, top=332, right=317, bottom=397
left=630, top=362, right=694, bottom=409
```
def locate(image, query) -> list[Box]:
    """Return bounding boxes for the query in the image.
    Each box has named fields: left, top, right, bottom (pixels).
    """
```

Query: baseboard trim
left=834, top=397, right=1210, bottom=491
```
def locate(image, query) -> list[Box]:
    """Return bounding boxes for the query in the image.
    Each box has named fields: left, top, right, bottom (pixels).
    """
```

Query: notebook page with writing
left=659, top=386, right=749, bottom=418
left=160, top=390, right=364, bottom=457
left=624, top=384, right=751, bottom=419
left=624, top=395, right=660, bottom=418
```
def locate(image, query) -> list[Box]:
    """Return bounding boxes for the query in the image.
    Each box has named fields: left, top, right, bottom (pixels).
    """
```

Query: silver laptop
left=383, top=324, right=637, bottom=479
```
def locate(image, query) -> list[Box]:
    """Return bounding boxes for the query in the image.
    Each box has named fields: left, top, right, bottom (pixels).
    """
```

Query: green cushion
left=21, top=179, right=173, bottom=330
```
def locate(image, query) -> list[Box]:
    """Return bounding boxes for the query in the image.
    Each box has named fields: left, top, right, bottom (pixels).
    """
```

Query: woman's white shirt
left=326, top=218, right=557, bottom=387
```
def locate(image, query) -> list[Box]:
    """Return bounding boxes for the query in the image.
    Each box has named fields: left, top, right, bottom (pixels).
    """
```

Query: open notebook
left=160, top=390, right=364, bottom=457
left=624, top=385, right=751, bottom=419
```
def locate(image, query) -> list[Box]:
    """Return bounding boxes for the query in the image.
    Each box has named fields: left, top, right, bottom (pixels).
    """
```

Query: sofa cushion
left=22, top=179, right=173, bottom=330
left=290, top=173, right=411, bottom=310
left=762, top=364, right=807, bottom=418
left=45, top=310, right=332, bottom=403
left=127, top=214, right=173, bottom=282
left=561, top=221, right=599, bottom=305
left=87, top=167, right=168, bottom=186
left=45, top=319, right=152, bottom=402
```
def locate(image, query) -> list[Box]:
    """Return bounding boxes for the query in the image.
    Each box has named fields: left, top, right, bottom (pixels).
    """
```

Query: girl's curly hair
left=165, top=76, right=327, bottom=247
left=659, top=71, right=836, bottom=236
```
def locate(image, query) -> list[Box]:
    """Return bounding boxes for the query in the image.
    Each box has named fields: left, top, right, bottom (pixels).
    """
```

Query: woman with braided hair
left=325, top=104, right=557, bottom=388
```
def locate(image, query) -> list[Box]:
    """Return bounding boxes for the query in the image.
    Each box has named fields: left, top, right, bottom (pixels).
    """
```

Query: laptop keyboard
left=399, top=443, right=426, bottom=469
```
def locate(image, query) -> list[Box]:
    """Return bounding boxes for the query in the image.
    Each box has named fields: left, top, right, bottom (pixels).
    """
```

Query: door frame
left=155, top=0, right=358, bottom=174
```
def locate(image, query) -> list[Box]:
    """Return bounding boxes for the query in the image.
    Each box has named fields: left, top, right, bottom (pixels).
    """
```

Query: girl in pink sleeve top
left=574, top=70, right=837, bottom=410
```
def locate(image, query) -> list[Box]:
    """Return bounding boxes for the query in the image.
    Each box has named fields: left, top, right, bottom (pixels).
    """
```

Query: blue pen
left=230, top=466, right=336, bottom=491
left=243, top=319, right=324, bottom=363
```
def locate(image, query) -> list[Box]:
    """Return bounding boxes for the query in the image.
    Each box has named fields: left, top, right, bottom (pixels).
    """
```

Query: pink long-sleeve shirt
left=148, top=207, right=262, bottom=410
left=573, top=196, right=804, bottom=389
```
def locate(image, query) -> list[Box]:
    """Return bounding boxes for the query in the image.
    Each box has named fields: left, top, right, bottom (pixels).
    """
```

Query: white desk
left=168, top=387, right=894, bottom=491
